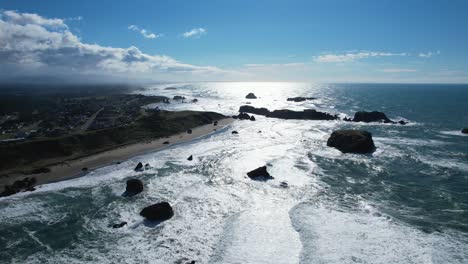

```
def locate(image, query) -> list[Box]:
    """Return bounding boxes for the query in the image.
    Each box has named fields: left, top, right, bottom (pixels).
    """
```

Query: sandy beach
left=0, top=118, right=233, bottom=191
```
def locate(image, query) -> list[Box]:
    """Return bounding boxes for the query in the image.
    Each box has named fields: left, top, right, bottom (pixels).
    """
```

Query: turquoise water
left=1, top=83, right=467, bottom=263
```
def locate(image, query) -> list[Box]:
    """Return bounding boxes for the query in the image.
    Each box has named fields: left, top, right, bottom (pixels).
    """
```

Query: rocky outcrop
left=247, top=166, right=274, bottom=180
left=239, top=105, right=270, bottom=116
left=187, top=155, right=193, bottom=161
left=352, top=111, right=392, bottom=123
left=134, top=162, right=143, bottom=171
left=232, top=131, right=239, bottom=134
left=462, top=128, right=468, bottom=134
left=250, top=115, right=256, bottom=121
left=238, top=105, right=338, bottom=120
left=126, top=179, right=143, bottom=195
left=326, top=130, right=376, bottom=153
left=173, top=96, right=186, bottom=100
left=0, top=177, right=37, bottom=197
left=140, top=202, right=174, bottom=221
left=238, top=105, right=336, bottom=120
left=187, top=129, right=193, bottom=134
left=245, top=93, right=257, bottom=99
left=163, top=141, right=170, bottom=145
left=287, top=97, right=316, bottom=102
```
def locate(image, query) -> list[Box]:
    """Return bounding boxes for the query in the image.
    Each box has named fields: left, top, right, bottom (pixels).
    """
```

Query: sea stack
left=140, top=202, right=174, bottom=221
left=326, top=130, right=376, bottom=153
left=245, top=93, right=257, bottom=99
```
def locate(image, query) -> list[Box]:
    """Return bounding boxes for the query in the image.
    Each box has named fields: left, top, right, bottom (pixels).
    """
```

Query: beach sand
left=1, top=118, right=233, bottom=191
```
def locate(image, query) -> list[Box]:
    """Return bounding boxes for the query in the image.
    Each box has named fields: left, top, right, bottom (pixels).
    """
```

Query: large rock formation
left=125, top=179, right=144, bottom=195
left=238, top=105, right=338, bottom=120
left=352, top=111, right=393, bottom=123
left=326, top=130, right=376, bottom=153
left=140, top=202, right=174, bottom=221
left=287, top=97, right=316, bottom=102
left=462, top=128, right=468, bottom=134
left=245, top=93, right=257, bottom=99
left=247, top=166, right=274, bottom=180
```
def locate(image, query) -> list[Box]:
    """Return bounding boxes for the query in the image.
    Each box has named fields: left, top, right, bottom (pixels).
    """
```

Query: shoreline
left=0, top=118, right=233, bottom=192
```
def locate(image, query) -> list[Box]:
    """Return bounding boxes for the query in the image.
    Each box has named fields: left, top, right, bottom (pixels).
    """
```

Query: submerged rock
left=192, top=98, right=198, bottom=103
left=111, top=222, right=127, bottom=229
left=462, top=128, right=468, bottom=134
left=287, top=97, right=316, bottom=102
left=164, top=87, right=177, bottom=90
left=144, top=163, right=151, bottom=170
left=326, top=130, right=376, bottom=153
left=247, top=166, right=274, bottom=180
left=187, top=155, right=193, bottom=161
left=134, top=162, right=143, bottom=171
left=280, top=181, right=289, bottom=188
left=245, top=93, right=257, bottom=99
left=140, top=202, right=174, bottom=221
left=126, top=179, right=143, bottom=195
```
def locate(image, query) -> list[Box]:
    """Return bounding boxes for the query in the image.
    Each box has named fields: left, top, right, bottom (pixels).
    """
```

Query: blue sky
left=1, top=0, right=467, bottom=83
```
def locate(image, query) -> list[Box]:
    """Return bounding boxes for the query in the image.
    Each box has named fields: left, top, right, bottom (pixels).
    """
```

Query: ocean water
left=1, top=82, right=467, bottom=264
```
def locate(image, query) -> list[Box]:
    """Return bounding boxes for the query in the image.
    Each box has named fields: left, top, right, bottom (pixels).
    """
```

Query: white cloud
left=182, top=28, right=207, bottom=38
left=378, top=68, right=418, bottom=73
left=418, top=50, right=440, bottom=58
left=244, top=63, right=305, bottom=68
left=128, top=24, right=159, bottom=39
left=0, top=10, right=227, bottom=80
left=314, top=51, right=407, bottom=63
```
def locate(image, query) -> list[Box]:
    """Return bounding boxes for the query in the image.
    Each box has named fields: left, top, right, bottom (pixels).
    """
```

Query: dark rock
left=164, top=87, right=177, bottom=90
left=280, top=181, right=289, bottom=188
left=247, top=166, right=273, bottom=180
left=237, top=112, right=251, bottom=120
left=173, top=96, right=186, bottom=100
left=343, top=117, right=352, bottom=122
left=144, top=163, right=151, bottom=170
left=0, top=177, right=37, bottom=197
left=163, top=141, right=170, bottom=145
left=214, top=120, right=218, bottom=126
left=187, top=129, right=193, bottom=134
left=462, top=128, right=468, bottom=134
left=287, top=97, right=316, bottom=102
left=245, top=93, right=257, bottom=99
left=81, top=167, right=88, bottom=171
left=239, top=105, right=338, bottom=120
left=187, top=155, right=193, bottom=161
left=192, top=98, right=198, bottom=103
left=111, top=222, right=127, bottom=229
left=140, top=202, right=174, bottom=221
left=186, top=261, right=196, bottom=264
left=134, top=162, right=144, bottom=171
left=326, top=130, right=376, bottom=153
left=232, top=131, right=239, bottom=134
left=239, top=105, right=270, bottom=116
left=232, top=115, right=239, bottom=119
left=352, top=111, right=393, bottom=123
left=398, top=120, right=408, bottom=125
left=31, top=167, right=50, bottom=174
left=126, top=179, right=143, bottom=194
left=250, top=115, right=256, bottom=121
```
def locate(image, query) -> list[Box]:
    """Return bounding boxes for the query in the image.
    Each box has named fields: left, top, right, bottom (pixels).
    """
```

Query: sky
left=0, top=0, right=467, bottom=83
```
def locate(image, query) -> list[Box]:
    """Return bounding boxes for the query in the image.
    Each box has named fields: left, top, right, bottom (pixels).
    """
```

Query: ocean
left=1, top=82, right=467, bottom=263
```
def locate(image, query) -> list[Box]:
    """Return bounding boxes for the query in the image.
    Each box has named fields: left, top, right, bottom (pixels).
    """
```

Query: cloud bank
left=0, top=10, right=224, bottom=81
